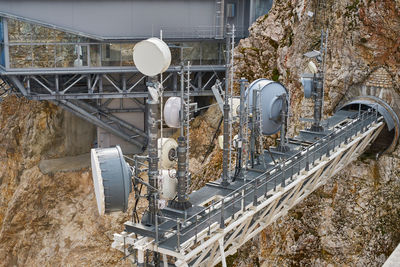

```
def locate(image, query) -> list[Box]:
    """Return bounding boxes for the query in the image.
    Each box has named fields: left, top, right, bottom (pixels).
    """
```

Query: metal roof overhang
left=0, top=0, right=219, bottom=41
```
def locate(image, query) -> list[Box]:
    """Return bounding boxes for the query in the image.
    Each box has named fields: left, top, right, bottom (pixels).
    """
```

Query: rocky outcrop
left=233, top=0, right=400, bottom=265
left=0, top=97, right=132, bottom=266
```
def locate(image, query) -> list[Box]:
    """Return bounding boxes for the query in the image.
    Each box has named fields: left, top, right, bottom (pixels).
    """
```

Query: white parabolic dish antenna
left=133, top=38, right=171, bottom=76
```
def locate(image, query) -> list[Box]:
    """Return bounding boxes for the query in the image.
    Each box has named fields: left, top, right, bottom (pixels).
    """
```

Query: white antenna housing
left=133, top=38, right=171, bottom=76
left=164, top=97, right=183, bottom=128
left=158, top=169, right=178, bottom=200
left=158, top=138, right=178, bottom=169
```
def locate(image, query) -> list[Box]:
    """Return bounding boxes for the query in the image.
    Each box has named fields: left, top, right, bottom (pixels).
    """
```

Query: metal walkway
left=112, top=109, right=385, bottom=266
left=1, top=67, right=220, bottom=150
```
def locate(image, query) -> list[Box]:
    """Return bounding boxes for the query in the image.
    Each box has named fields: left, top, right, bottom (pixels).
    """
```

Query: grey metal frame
left=5, top=68, right=222, bottom=100
left=114, top=109, right=384, bottom=266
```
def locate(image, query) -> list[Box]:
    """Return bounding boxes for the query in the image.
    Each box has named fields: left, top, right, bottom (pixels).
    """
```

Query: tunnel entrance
left=338, top=96, right=400, bottom=155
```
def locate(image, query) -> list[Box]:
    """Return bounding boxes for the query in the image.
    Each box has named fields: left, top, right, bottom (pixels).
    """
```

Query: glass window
left=56, top=44, right=88, bottom=68
left=31, top=24, right=55, bottom=43
left=121, top=43, right=135, bottom=66
left=56, top=45, right=75, bottom=68
left=80, top=45, right=88, bottom=67
left=170, top=45, right=181, bottom=66
left=201, top=42, right=220, bottom=65
left=33, top=45, right=55, bottom=68
left=101, top=44, right=121, bottom=67
left=252, top=0, right=273, bottom=22
left=9, top=45, right=32, bottom=68
left=182, top=42, right=201, bottom=65
left=0, top=43, right=4, bottom=67
left=8, top=18, right=32, bottom=43
left=0, top=18, right=4, bottom=67
left=90, top=44, right=101, bottom=67
left=0, top=18, right=3, bottom=43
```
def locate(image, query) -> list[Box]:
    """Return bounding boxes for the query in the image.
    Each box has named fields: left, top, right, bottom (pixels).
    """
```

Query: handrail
left=156, top=109, right=382, bottom=249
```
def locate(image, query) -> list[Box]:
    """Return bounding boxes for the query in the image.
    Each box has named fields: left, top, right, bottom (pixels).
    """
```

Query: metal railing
left=155, top=109, right=382, bottom=250
left=159, top=26, right=247, bottom=39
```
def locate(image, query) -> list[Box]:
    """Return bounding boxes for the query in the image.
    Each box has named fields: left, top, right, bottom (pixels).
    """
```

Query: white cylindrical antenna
left=133, top=38, right=171, bottom=77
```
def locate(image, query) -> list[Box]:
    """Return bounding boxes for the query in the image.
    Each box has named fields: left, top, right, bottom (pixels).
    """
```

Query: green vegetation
left=346, top=0, right=360, bottom=12
left=272, top=68, right=280, bottom=81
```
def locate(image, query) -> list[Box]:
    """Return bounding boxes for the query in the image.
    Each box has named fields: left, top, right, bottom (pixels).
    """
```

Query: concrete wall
left=97, top=98, right=144, bottom=154
left=63, top=109, right=97, bottom=156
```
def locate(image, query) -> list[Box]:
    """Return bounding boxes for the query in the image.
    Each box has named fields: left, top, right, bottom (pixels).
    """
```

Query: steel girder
left=3, top=69, right=222, bottom=100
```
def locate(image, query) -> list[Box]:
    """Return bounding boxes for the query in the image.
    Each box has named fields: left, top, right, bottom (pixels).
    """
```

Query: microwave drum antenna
left=133, top=38, right=171, bottom=77
left=91, top=146, right=132, bottom=215
left=246, top=79, right=289, bottom=135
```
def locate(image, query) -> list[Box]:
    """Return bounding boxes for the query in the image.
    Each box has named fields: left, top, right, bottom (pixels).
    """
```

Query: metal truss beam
left=111, top=118, right=385, bottom=266
left=4, top=70, right=221, bottom=100
left=2, top=67, right=223, bottom=147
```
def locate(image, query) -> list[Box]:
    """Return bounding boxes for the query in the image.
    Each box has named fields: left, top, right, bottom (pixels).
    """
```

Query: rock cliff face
left=0, top=0, right=399, bottom=266
left=0, top=97, right=131, bottom=266
left=233, top=0, right=400, bottom=265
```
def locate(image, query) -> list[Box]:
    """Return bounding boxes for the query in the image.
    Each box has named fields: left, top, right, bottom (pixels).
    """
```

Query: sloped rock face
left=233, top=0, right=400, bottom=265
left=258, top=156, right=400, bottom=266
left=0, top=97, right=131, bottom=266
left=236, top=0, right=400, bottom=134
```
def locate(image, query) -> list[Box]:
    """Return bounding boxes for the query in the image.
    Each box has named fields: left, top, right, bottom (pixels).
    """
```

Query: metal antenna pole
left=250, top=89, right=258, bottom=167
left=169, top=64, right=191, bottom=210
left=221, top=24, right=231, bottom=187
left=257, top=89, right=266, bottom=168
left=311, top=30, right=327, bottom=132
left=233, top=78, right=247, bottom=181
left=143, top=77, right=160, bottom=227
left=160, top=30, right=164, bottom=165
left=186, top=62, right=191, bottom=170
left=277, top=93, right=289, bottom=152
left=228, top=25, right=235, bottom=177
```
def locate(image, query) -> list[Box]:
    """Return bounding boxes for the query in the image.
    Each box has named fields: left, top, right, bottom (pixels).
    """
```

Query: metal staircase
left=53, top=99, right=147, bottom=150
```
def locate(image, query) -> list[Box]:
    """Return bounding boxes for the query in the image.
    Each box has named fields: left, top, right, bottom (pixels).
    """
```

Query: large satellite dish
left=133, top=38, right=171, bottom=76
left=91, top=146, right=132, bottom=215
left=246, top=79, right=289, bottom=135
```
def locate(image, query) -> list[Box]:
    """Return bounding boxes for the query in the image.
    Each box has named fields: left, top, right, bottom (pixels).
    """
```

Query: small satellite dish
left=91, top=146, right=132, bottom=215
left=246, top=79, right=289, bottom=135
left=133, top=38, right=171, bottom=76
left=164, top=97, right=183, bottom=128
left=158, top=138, right=178, bottom=169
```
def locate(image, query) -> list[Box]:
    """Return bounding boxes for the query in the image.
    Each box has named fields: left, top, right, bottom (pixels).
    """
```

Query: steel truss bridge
left=111, top=108, right=394, bottom=266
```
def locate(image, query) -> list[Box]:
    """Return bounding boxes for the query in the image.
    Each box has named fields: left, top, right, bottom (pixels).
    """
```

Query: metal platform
left=112, top=109, right=385, bottom=266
